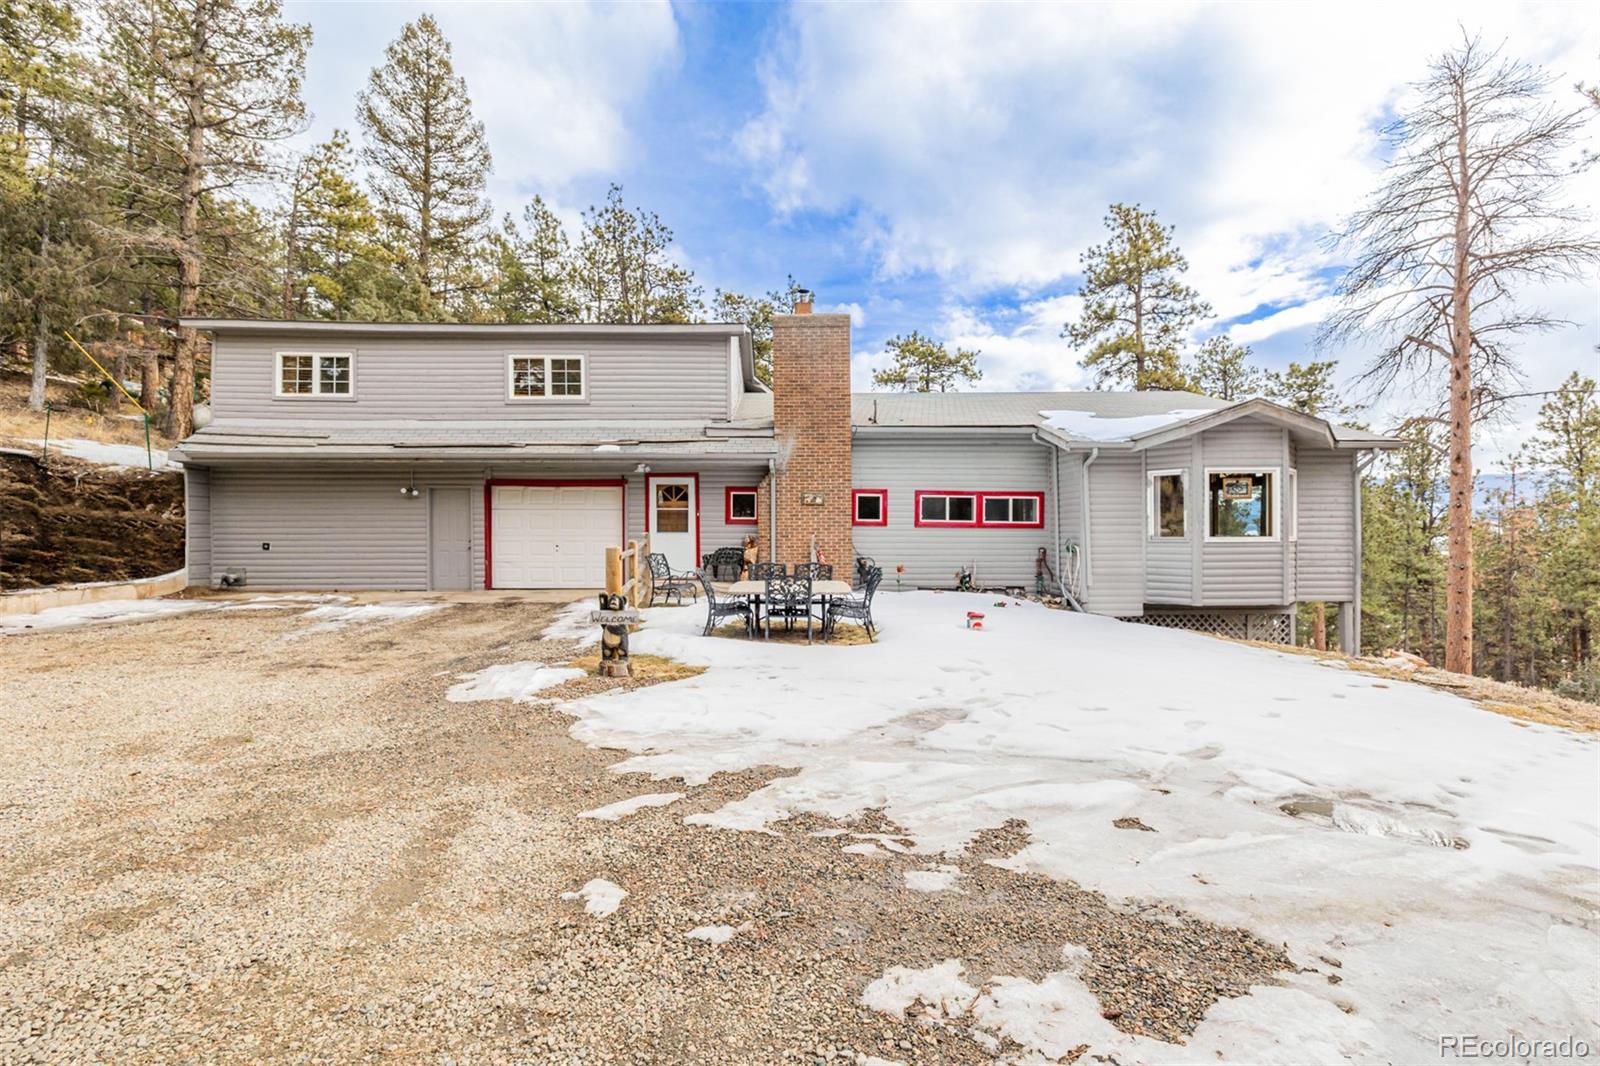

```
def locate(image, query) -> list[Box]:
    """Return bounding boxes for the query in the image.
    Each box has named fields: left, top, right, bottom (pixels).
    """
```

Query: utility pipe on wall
left=767, top=458, right=777, bottom=561
left=1081, top=447, right=1100, bottom=591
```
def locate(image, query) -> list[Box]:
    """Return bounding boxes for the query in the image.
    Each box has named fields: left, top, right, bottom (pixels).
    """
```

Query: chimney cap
left=793, top=288, right=814, bottom=314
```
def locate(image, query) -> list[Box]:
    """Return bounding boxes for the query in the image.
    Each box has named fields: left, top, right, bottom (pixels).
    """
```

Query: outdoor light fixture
left=634, top=463, right=651, bottom=474
left=401, top=469, right=420, bottom=498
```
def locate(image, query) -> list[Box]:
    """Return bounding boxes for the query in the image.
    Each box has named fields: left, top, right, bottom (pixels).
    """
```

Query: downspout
left=767, top=457, right=778, bottom=561
left=1351, top=448, right=1378, bottom=655
left=1033, top=431, right=1081, bottom=611
left=1081, top=447, right=1100, bottom=594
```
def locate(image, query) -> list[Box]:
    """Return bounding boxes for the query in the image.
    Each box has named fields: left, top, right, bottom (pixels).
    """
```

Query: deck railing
left=605, top=534, right=653, bottom=608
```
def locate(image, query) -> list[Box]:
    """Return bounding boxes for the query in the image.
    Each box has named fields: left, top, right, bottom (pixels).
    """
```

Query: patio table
left=728, top=579, right=855, bottom=641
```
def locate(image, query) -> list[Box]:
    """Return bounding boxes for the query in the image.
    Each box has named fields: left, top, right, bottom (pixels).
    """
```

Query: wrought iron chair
left=824, top=566, right=882, bottom=641
left=646, top=552, right=700, bottom=607
left=749, top=562, right=787, bottom=580
left=796, top=562, right=833, bottom=581
left=763, top=574, right=815, bottom=642
left=700, top=546, right=746, bottom=582
left=698, top=572, right=753, bottom=637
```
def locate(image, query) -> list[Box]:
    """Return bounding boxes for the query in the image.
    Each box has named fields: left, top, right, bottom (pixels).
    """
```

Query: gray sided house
left=174, top=310, right=1396, bottom=649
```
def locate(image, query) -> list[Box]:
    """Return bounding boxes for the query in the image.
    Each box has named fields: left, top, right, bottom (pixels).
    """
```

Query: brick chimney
left=758, top=298, right=853, bottom=569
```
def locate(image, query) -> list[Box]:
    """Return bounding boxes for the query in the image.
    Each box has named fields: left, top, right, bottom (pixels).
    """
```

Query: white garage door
left=490, top=484, right=621, bottom=588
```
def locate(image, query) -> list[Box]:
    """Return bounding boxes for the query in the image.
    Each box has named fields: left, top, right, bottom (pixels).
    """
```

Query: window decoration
left=1148, top=470, right=1187, bottom=539
left=276, top=352, right=352, bottom=397
left=1207, top=471, right=1275, bottom=538
left=508, top=354, right=586, bottom=400
left=725, top=486, right=758, bottom=525
left=655, top=482, right=690, bottom=533
left=853, top=489, right=888, bottom=526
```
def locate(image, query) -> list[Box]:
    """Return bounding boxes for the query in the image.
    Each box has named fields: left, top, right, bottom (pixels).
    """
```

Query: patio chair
left=796, top=562, right=833, bottom=581
left=698, top=572, right=753, bottom=637
left=763, top=573, right=815, bottom=643
left=701, top=546, right=746, bottom=582
left=749, top=561, right=787, bottom=580
left=824, top=566, right=882, bottom=641
left=646, top=552, right=700, bottom=607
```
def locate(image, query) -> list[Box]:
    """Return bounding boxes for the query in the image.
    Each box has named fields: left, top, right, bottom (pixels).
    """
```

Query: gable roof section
left=850, top=390, right=1227, bottom=428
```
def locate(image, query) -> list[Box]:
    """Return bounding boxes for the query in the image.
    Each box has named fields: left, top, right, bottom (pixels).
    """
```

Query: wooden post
left=605, top=546, right=622, bottom=598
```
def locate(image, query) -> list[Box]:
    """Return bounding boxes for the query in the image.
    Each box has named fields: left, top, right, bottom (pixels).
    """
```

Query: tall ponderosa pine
left=1063, top=203, right=1210, bottom=390
left=489, top=196, right=577, bottom=323
left=99, top=0, right=311, bottom=437
left=871, top=331, right=983, bottom=393
left=358, top=14, right=491, bottom=318
left=284, top=131, right=390, bottom=320
left=1188, top=335, right=1262, bottom=400
left=1, top=0, right=104, bottom=411
left=573, top=184, right=700, bottom=323
left=1322, top=36, right=1600, bottom=674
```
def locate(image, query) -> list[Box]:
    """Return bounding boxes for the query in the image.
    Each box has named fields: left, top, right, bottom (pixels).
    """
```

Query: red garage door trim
left=483, top=478, right=626, bottom=590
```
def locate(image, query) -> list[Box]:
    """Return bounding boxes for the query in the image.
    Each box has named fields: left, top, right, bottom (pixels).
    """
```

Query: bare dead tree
left=1320, top=35, right=1600, bottom=675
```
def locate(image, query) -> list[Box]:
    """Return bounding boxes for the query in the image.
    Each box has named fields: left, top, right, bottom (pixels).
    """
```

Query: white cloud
left=290, top=0, right=681, bottom=209
left=754, top=0, right=1600, bottom=465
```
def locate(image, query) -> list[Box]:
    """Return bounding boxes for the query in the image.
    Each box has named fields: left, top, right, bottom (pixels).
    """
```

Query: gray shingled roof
left=847, top=390, right=1229, bottom=427
left=174, top=419, right=778, bottom=463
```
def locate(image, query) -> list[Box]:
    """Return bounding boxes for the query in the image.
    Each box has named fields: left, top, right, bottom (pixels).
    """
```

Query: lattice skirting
left=1121, top=609, right=1295, bottom=644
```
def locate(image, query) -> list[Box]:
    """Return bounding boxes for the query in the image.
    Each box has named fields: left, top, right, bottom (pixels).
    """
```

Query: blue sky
left=283, top=1, right=1599, bottom=469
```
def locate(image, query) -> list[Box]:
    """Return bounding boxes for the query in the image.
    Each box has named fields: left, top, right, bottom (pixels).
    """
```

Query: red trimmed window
left=853, top=489, right=888, bottom=526
left=980, top=493, right=1044, bottom=528
left=914, top=490, right=1045, bottom=529
left=725, top=486, right=758, bottom=525
left=915, top=491, right=979, bottom=527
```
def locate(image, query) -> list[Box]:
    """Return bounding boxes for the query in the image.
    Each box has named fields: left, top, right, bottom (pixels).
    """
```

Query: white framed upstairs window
left=1204, top=469, right=1279, bottom=541
left=276, top=351, right=353, bottom=398
left=507, top=353, right=587, bottom=402
left=1147, top=469, right=1188, bottom=539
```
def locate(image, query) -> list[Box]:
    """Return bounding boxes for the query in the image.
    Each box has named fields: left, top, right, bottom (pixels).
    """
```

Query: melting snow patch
left=685, top=922, right=750, bottom=944
left=1039, top=409, right=1213, bottom=442
left=860, top=959, right=977, bottom=1019
left=27, top=437, right=176, bottom=470
left=0, top=597, right=209, bottom=633
left=293, top=601, right=443, bottom=635
left=841, top=842, right=887, bottom=857
left=579, top=792, right=685, bottom=821
left=904, top=865, right=962, bottom=893
left=561, top=878, right=626, bottom=917
left=542, top=600, right=600, bottom=646
left=447, top=661, right=586, bottom=703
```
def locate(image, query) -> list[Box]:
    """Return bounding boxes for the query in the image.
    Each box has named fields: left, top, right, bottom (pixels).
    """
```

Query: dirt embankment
left=0, top=452, right=184, bottom=590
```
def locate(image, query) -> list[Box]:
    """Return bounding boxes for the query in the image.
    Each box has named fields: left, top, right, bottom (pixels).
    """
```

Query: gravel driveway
left=0, top=596, right=1285, bottom=1064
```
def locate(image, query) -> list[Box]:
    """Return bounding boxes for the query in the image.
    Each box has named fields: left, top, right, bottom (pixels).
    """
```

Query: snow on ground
left=578, top=792, right=685, bottom=821
left=291, top=602, right=443, bottom=636
left=561, top=878, right=627, bottom=918
left=26, top=438, right=176, bottom=471
left=542, top=601, right=601, bottom=647
left=1, top=594, right=429, bottom=636
left=0, top=597, right=211, bottom=633
left=1039, top=409, right=1213, bottom=442
left=447, top=661, right=587, bottom=703
left=685, top=923, right=750, bottom=944
left=556, top=591, right=1600, bottom=1063
left=903, top=865, right=961, bottom=893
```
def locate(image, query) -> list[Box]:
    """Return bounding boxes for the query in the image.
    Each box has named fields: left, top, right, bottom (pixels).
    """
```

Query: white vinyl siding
left=216, top=334, right=730, bottom=421
left=853, top=435, right=1057, bottom=589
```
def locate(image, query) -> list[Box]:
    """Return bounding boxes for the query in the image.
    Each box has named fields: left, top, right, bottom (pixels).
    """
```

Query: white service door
left=491, top=484, right=621, bottom=588
left=649, top=476, right=698, bottom=572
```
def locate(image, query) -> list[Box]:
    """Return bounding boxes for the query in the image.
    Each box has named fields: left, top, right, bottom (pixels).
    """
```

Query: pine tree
left=1063, top=203, right=1210, bottom=391
left=358, top=13, right=491, bottom=318
left=99, top=0, right=311, bottom=437
left=572, top=184, right=701, bottom=323
left=712, top=277, right=805, bottom=386
left=285, top=131, right=391, bottom=320
left=1188, top=335, right=1262, bottom=400
left=488, top=196, right=577, bottom=323
left=871, top=331, right=983, bottom=393
left=1265, top=360, right=1351, bottom=418
left=0, top=0, right=104, bottom=411
left=1322, top=37, right=1600, bottom=674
